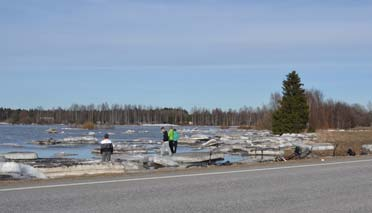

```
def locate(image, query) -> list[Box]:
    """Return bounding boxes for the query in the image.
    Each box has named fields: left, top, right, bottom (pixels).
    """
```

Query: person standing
left=173, top=129, right=179, bottom=154
left=161, top=127, right=172, bottom=156
left=168, top=127, right=175, bottom=154
left=100, top=133, right=113, bottom=162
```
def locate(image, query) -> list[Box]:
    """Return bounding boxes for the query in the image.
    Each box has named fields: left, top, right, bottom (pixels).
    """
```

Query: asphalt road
left=1, top=159, right=372, bottom=213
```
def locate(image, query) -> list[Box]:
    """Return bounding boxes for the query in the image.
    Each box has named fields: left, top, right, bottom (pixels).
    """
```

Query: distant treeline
left=1, top=89, right=371, bottom=130
left=306, top=89, right=372, bottom=129
left=0, top=104, right=269, bottom=127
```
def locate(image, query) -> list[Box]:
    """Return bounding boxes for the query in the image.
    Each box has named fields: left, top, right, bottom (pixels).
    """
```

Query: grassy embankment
left=317, top=128, right=372, bottom=156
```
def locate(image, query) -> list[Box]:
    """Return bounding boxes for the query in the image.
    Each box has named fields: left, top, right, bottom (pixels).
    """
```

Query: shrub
left=82, top=121, right=95, bottom=130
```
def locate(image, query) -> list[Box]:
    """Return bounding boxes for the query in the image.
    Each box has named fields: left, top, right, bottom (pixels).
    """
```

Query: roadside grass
left=317, top=129, right=372, bottom=156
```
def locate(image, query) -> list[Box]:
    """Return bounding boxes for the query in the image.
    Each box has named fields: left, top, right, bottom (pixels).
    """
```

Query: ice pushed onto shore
left=0, top=162, right=47, bottom=180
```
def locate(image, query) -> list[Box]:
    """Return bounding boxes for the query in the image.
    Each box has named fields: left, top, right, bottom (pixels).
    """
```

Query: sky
left=1, top=0, right=371, bottom=110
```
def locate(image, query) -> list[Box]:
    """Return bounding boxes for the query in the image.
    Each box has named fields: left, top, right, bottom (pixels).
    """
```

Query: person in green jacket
left=168, top=127, right=175, bottom=154
left=173, top=129, right=180, bottom=154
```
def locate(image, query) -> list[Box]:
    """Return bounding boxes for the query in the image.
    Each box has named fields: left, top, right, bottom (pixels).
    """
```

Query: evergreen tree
left=272, top=71, right=309, bottom=134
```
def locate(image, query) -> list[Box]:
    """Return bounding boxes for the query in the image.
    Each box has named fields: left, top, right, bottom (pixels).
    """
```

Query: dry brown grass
left=238, top=125, right=253, bottom=130
left=82, top=121, right=95, bottom=130
left=317, top=129, right=372, bottom=156
left=220, top=125, right=230, bottom=130
left=311, top=150, right=336, bottom=157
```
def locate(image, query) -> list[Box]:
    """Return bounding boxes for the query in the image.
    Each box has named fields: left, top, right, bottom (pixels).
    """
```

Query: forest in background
left=1, top=89, right=371, bottom=130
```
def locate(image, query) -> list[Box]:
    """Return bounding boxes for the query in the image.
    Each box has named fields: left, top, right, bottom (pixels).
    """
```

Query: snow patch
left=0, top=162, right=47, bottom=179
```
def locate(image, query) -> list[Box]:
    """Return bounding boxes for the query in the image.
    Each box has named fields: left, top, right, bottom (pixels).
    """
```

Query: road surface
left=1, top=159, right=372, bottom=213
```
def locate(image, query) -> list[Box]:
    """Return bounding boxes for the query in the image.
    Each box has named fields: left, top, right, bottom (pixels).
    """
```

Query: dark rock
left=0, top=174, right=16, bottom=180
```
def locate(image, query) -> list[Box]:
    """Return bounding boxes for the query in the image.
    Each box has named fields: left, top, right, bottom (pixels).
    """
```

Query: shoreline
left=2, top=126, right=372, bottom=182
left=2, top=155, right=371, bottom=186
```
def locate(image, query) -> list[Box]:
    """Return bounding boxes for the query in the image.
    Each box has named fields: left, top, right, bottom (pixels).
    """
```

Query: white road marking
left=1, top=158, right=372, bottom=192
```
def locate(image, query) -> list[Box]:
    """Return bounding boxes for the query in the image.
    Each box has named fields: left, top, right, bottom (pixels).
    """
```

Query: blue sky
left=1, top=0, right=371, bottom=110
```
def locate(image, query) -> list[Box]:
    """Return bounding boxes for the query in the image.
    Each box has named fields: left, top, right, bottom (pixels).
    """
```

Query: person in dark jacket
left=162, top=127, right=169, bottom=142
left=160, top=127, right=172, bottom=156
left=100, top=133, right=113, bottom=162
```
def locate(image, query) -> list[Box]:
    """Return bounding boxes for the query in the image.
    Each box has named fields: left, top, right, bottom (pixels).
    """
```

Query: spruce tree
left=272, top=71, right=309, bottom=135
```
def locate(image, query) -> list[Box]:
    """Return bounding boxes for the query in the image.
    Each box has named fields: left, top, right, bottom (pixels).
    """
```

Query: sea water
left=0, top=124, right=222, bottom=159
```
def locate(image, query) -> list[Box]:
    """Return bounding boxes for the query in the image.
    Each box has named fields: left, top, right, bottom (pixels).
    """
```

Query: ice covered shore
left=0, top=128, right=341, bottom=180
left=0, top=162, right=47, bottom=180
